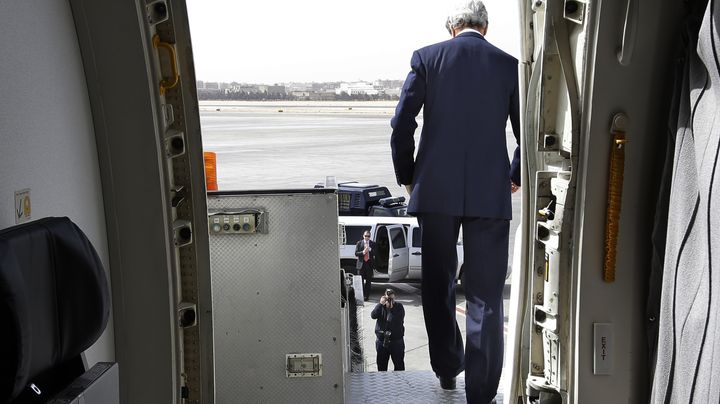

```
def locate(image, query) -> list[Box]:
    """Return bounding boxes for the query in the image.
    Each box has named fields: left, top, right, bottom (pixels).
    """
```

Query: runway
left=199, top=100, right=520, bottom=235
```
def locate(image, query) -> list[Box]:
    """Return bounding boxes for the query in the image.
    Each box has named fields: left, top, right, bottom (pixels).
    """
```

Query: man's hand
left=405, top=184, right=414, bottom=195
left=511, top=182, right=520, bottom=194
left=379, top=296, right=388, bottom=305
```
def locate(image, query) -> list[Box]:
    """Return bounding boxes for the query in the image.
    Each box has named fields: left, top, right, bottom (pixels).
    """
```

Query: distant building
left=311, top=82, right=333, bottom=91
left=287, top=83, right=311, bottom=92
left=235, top=85, right=261, bottom=94
left=308, top=90, right=337, bottom=101
left=384, top=87, right=402, bottom=97
left=266, top=85, right=286, bottom=95
left=335, top=82, right=379, bottom=96
left=373, top=79, right=404, bottom=89
left=195, top=79, right=403, bottom=100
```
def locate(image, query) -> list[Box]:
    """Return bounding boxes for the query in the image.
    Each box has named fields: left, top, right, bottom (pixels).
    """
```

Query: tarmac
left=200, top=101, right=518, bottom=396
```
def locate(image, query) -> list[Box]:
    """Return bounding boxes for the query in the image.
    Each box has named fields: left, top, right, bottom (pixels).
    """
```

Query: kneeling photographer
left=370, top=288, right=405, bottom=371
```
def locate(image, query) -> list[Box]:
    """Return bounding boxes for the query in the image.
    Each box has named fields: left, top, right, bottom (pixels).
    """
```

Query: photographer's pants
left=375, top=339, right=405, bottom=371
left=418, top=213, right=508, bottom=404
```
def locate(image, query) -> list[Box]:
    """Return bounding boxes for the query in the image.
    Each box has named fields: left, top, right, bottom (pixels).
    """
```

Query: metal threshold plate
left=346, top=370, right=504, bottom=403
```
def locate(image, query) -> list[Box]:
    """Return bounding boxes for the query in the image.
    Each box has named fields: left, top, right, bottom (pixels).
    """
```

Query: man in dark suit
left=390, top=1, right=520, bottom=402
left=355, top=230, right=376, bottom=301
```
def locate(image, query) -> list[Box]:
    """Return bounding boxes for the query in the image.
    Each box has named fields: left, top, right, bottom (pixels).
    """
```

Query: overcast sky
left=185, top=0, right=520, bottom=84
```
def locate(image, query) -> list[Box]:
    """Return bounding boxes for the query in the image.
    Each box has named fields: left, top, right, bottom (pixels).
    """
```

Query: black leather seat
left=0, top=217, right=110, bottom=403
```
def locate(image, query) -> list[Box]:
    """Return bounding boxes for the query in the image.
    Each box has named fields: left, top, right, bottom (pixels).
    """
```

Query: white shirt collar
left=457, top=27, right=483, bottom=36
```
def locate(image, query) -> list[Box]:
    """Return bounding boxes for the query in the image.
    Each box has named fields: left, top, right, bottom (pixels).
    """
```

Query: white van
left=338, top=216, right=464, bottom=282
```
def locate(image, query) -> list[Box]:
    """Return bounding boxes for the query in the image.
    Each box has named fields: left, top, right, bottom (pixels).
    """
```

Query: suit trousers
left=359, top=260, right=373, bottom=300
left=418, top=213, right=508, bottom=404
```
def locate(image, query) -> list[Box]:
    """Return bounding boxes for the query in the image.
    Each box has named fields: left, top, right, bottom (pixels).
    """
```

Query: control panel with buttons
left=209, top=213, right=258, bottom=234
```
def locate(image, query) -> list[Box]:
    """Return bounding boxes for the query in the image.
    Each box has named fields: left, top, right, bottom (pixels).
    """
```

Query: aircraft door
left=409, top=225, right=422, bottom=273
left=386, top=224, right=409, bottom=282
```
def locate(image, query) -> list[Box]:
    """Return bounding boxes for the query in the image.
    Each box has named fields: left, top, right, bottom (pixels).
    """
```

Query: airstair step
left=346, top=370, right=504, bottom=404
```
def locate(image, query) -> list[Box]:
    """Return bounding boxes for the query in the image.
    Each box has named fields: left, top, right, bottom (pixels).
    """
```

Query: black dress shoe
left=438, top=376, right=456, bottom=390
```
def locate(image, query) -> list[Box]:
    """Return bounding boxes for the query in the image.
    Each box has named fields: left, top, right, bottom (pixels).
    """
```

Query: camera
left=381, top=330, right=392, bottom=348
left=383, top=289, right=395, bottom=306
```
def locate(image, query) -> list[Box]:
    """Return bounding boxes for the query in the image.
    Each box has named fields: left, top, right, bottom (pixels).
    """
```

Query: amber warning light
left=204, top=151, right=218, bottom=191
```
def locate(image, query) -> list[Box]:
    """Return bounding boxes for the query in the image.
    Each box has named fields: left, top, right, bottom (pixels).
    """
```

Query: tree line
left=197, top=89, right=399, bottom=101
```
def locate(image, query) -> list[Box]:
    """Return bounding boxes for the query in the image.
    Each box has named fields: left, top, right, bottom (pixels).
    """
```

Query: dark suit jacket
left=355, top=239, right=376, bottom=270
left=391, top=31, right=521, bottom=219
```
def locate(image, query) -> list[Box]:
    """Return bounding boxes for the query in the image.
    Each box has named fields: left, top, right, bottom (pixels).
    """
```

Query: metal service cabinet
left=207, top=189, right=345, bottom=403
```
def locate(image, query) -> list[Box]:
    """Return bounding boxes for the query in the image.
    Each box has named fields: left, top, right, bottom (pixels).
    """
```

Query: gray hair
left=446, top=1, right=488, bottom=34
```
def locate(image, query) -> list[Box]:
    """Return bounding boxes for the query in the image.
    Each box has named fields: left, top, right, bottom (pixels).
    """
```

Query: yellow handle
left=603, top=115, right=628, bottom=282
left=152, top=34, right=179, bottom=95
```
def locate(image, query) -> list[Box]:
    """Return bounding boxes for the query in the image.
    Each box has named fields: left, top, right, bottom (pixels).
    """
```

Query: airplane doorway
left=185, top=0, right=522, bottom=402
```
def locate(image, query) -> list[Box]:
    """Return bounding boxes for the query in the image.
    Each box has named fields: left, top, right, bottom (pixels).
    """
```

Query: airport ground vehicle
left=316, top=181, right=410, bottom=216
left=1, top=0, right=716, bottom=403
left=338, top=215, right=464, bottom=282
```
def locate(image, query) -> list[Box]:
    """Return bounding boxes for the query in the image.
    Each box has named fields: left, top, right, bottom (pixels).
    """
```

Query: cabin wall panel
left=574, top=0, right=684, bottom=402
left=0, top=0, right=114, bottom=366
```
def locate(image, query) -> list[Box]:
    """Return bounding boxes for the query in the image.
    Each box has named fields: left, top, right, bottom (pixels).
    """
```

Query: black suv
left=315, top=181, right=408, bottom=217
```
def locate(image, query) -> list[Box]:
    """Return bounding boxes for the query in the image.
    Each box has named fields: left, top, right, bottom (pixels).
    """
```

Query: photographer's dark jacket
left=371, top=302, right=405, bottom=341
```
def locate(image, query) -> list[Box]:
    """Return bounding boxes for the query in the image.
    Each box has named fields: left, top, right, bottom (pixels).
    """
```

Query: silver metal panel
left=208, top=191, right=343, bottom=403
left=346, top=370, right=504, bottom=404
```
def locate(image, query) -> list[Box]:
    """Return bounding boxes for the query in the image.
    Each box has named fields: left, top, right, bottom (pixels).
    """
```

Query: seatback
left=0, top=217, right=110, bottom=403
